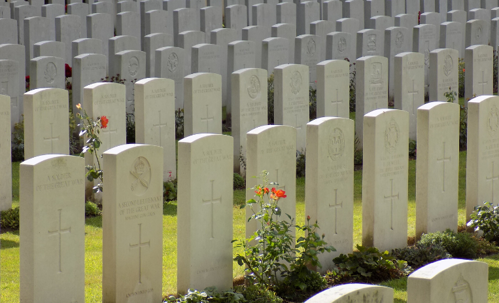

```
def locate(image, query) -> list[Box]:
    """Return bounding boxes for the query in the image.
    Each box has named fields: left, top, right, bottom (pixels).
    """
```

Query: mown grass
left=1, top=150, right=498, bottom=302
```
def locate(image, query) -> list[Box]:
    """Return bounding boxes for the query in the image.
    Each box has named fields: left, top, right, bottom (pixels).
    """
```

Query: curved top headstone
left=305, top=283, right=394, bottom=303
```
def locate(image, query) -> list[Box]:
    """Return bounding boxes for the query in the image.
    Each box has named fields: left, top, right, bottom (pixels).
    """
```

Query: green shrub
left=239, top=285, right=282, bottom=303
left=458, top=104, right=467, bottom=150
left=85, top=201, right=101, bottom=217
left=0, top=207, right=20, bottom=230
left=329, top=245, right=410, bottom=284
left=126, top=113, right=135, bottom=143
left=348, top=59, right=356, bottom=113
left=392, top=242, right=451, bottom=269
left=267, top=74, right=274, bottom=125
left=458, top=59, right=465, bottom=97
left=175, top=108, right=184, bottom=139
left=354, top=136, right=362, bottom=165
left=164, top=179, right=178, bottom=202
left=233, top=173, right=245, bottom=190
left=164, top=287, right=245, bottom=303
left=11, top=116, right=24, bottom=161
left=419, top=229, right=477, bottom=259
left=309, top=86, right=317, bottom=120
left=467, top=201, right=499, bottom=243
left=409, top=139, right=417, bottom=158
left=296, top=150, right=306, bottom=178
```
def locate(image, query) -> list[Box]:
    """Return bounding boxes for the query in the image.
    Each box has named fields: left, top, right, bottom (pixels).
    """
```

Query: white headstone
left=0, top=94, right=11, bottom=211
left=465, top=45, right=493, bottom=103
left=156, top=46, right=185, bottom=110
left=429, top=48, right=459, bottom=103
left=305, top=284, right=394, bottom=303
left=316, top=59, right=349, bottom=119
left=30, top=56, right=65, bottom=89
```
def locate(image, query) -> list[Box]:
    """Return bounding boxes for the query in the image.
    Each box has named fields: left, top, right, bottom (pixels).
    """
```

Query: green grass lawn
left=2, top=151, right=499, bottom=302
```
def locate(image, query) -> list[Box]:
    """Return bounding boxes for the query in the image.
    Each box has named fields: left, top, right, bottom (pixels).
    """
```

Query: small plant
left=458, top=103, right=468, bottom=150
left=458, top=59, right=465, bottom=97
left=0, top=207, right=20, bottom=230
left=354, top=136, right=362, bottom=165
left=85, top=201, right=101, bottom=217
left=467, top=201, right=499, bottom=243
left=238, top=146, right=246, bottom=173
left=348, top=59, right=356, bottom=113
left=76, top=103, right=108, bottom=193
left=296, top=150, right=306, bottom=178
left=239, top=285, right=283, bottom=303
left=409, top=139, right=417, bottom=158
left=329, top=245, right=410, bottom=284
left=11, top=115, right=25, bottom=161
left=419, top=229, right=477, bottom=259
left=309, top=85, right=317, bottom=120
left=233, top=173, right=245, bottom=190
left=392, top=242, right=451, bottom=270
left=268, top=74, right=274, bottom=125
left=164, top=287, right=245, bottom=303
left=126, top=112, right=135, bottom=143
left=444, top=87, right=457, bottom=103
left=176, top=108, right=184, bottom=139
left=164, top=176, right=178, bottom=203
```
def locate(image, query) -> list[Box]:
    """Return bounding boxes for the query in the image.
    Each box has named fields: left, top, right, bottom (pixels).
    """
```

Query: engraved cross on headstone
left=202, top=180, right=222, bottom=239
left=479, top=70, right=488, bottom=95
left=129, top=223, right=150, bottom=284
left=44, top=123, right=59, bottom=153
left=152, top=110, right=167, bottom=146
left=408, top=79, right=418, bottom=116
left=100, top=115, right=118, bottom=148
left=329, top=189, right=343, bottom=234
left=437, top=141, right=451, bottom=192
left=274, top=168, right=285, bottom=190
left=48, top=209, right=71, bottom=273
left=201, top=104, right=214, bottom=132
left=330, top=88, right=343, bottom=116
left=383, top=179, right=399, bottom=230
left=486, top=161, right=499, bottom=203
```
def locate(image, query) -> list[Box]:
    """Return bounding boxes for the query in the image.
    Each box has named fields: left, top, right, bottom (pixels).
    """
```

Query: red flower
left=463, top=68, right=465, bottom=72
left=270, top=187, right=287, bottom=199
left=100, top=116, right=109, bottom=129
left=25, top=75, right=30, bottom=82
left=65, top=64, right=72, bottom=78
left=307, top=215, right=311, bottom=221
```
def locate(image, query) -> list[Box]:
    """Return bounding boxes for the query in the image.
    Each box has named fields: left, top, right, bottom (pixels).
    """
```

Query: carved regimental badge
left=395, top=30, right=404, bottom=48
left=488, top=105, right=499, bottom=133
left=167, top=52, right=179, bottom=72
left=367, top=34, right=377, bottom=52
left=338, top=37, right=347, bottom=53
left=444, top=54, right=453, bottom=77
left=452, top=275, right=472, bottom=303
left=370, top=62, right=383, bottom=85
left=44, top=62, right=57, bottom=84
left=385, top=118, right=400, bottom=153
left=328, top=128, right=345, bottom=160
left=128, top=56, right=139, bottom=77
left=247, top=75, right=261, bottom=99
left=290, top=70, right=302, bottom=95
left=307, top=38, right=316, bottom=55
left=129, top=156, right=151, bottom=196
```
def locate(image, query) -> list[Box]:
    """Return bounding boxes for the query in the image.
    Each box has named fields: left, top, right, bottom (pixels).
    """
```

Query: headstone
left=163, top=0, right=186, bottom=12
left=316, top=60, right=349, bottom=118
left=406, top=0, right=420, bottom=14
left=492, top=7, right=499, bottom=19
left=274, top=64, right=309, bottom=151
left=72, top=53, right=107, bottom=120
left=370, top=15, right=394, bottom=37
left=118, top=0, right=138, bottom=13
left=0, top=18, right=17, bottom=45
left=245, top=125, right=297, bottom=238
left=231, top=68, right=267, bottom=173
left=33, top=41, right=65, bottom=61
left=242, top=25, right=268, bottom=69
left=226, top=5, right=247, bottom=40
left=305, top=284, right=394, bottom=303
left=252, top=3, right=276, bottom=35
left=420, top=12, right=441, bottom=43
left=144, top=33, right=173, bottom=78
left=326, top=32, right=352, bottom=61
left=323, top=0, right=342, bottom=25
left=15, top=4, right=41, bottom=46
left=83, top=82, right=127, bottom=196
left=30, top=56, right=65, bottom=89
left=156, top=46, right=185, bottom=110
left=139, top=0, right=162, bottom=44
left=362, top=109, right=409, bottom=251
left=200, top=6, right=222, bottom=43
left=24, top=88, right=69, bottom=159
left=336, top=18, right=360, bottom=62
left=394, top=14, right=418, bottom=50
left=440, top=21, right=465, bottom=58
left=262, top=37, right=290, bottom=76
left=20, top=154, right=85, bottom=303
left=465, top=45, right=493, bottom=102
left=416, top=101, right=460, bottom=237
left=310, top=20, right=335, bottom=62
left=394, top=52, right=424, bottom=140
left=465, top=19, right=490, bottom=47
left=102, top=144, right=163, bottom=302
left=0, top=5, right=11, bottom=19
left=66, top=3, right=88, bottom=38
left=295, top=34, right=320, bottom=88
left=116, top=11, right=141, bottom=44
left=385, top=0, right=405, bottom=16
left=385, top=26, right=410, bottom=100
left=407, top=259, right=488, bottom=303
left=186, top=0, right=205, bottom=30
left=448, top=0, right=465, bottom=10
left=464, top=0, right=480, bottom=15
left=277, top=2, right=297, bottom=25
left=211, top=28, right=238, bottom=109
left=429, top=48, right=459, bottom=102
left=413, top=24, right=438, bottom=95
left=92, top=1, right=115, bottom=28
left=272, top=23, right=296, bottom=63
left=296, top=1, right=320, bottom=36
left=108, top=35, right=140, bottom=77
left=191, top=43, right=221, bottom=75
left=447, top=10, right=467, bottom=55
left=421, top=0, right=436, bottom=12
left=0, top=44, right=25, bottom=128
left=356, top=56, right=388, bottom=149
left=87, top=13, right=115, bottom=61
left=174, top=8, right=199, bottom=46
left=177, top=134, right=233, bottom=293
left=492, top=18, right=499, bottom=53
left=357, top=29, right=384, bottom=58
left=184, top=72, right=222, bottom=136
left=469, top=8, right=491, bottom=22
left=135, top=78, right=176, bottom=180
left=0, top=95, right=11, bottom=211
left=24, top=16, right=51, bottom=75
left=343, top=0, right=364, bottom=29
left=434, top=0, right=449, bottom=22
left=483, top=0, right=498, bottom=9
left=55, top=15, right=82, bottom=66
left=115, top=50, right=146, bottom=113
left=305, top=117, right=353, bottom=270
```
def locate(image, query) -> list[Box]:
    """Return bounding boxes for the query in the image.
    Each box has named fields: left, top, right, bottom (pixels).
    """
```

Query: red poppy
left=271, top=187, right=287, bottom=199
left=65, top=64, right=72, bottom=78
left=100, top=116, right=109, bottom=129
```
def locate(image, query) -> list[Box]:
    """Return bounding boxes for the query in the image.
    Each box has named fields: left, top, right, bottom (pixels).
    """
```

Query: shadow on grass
left=487, top=254, right=499, bottom=281
left=85, top=215, right=102, bottom=228
left=380, top=276, right=407, bottom=303
left=164, top=202, right=177, bottom=216
left=0, top=238, right=19, bottom=249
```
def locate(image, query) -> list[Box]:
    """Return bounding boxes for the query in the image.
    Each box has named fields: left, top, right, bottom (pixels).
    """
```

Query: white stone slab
left=30, top=56, right=65, bottom=90
left=429, top=48, right=459, bottom=103
left=156, top=46, right=185, bottom=110
left=0, top=94, right=11, bottom=211
left=465, top=45, right=493, bottom=103
left=316, top=59, right=349, bottom=119
left=305, top=284, right=394, bottom=303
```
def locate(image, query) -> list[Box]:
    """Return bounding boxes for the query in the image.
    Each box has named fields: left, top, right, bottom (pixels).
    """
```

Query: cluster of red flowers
left=100, top=116, right=109, bottom=129
left=65, top=64, right=72, bottom=78
left=255, top=187, right=287, bottom=199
